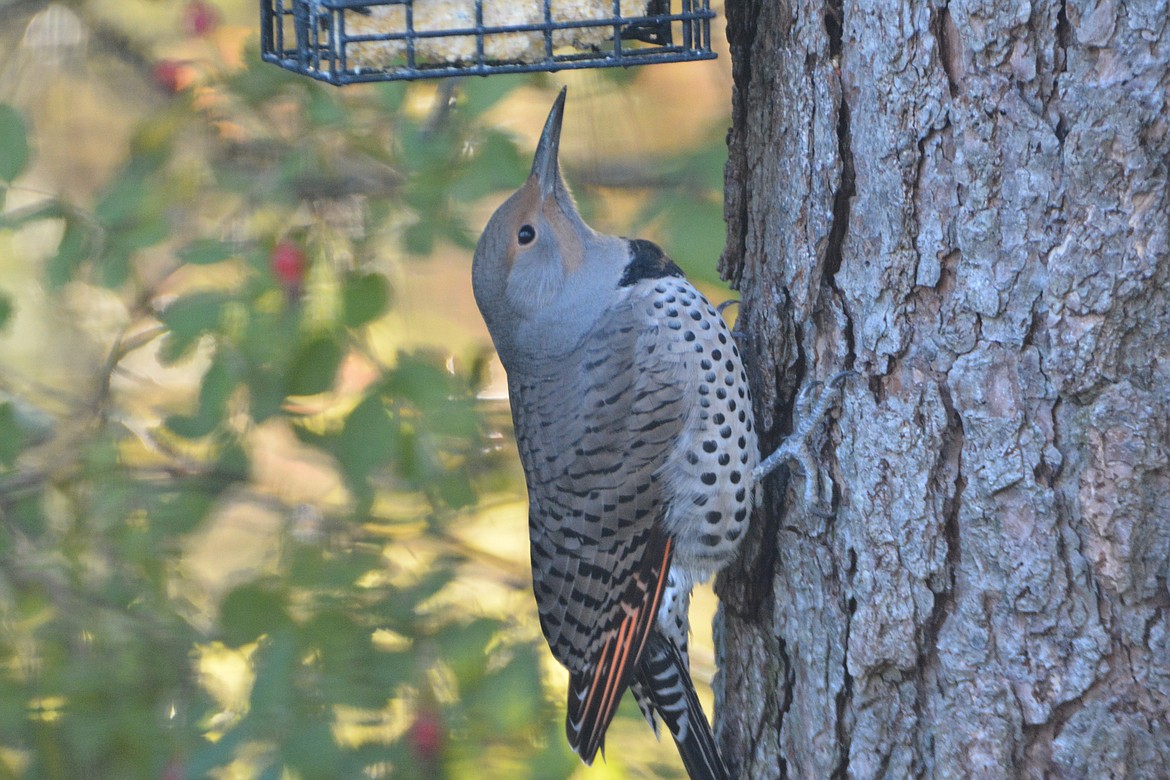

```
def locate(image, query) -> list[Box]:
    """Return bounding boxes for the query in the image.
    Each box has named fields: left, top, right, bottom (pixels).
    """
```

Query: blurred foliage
left=0, top=2, right=729, bottom=778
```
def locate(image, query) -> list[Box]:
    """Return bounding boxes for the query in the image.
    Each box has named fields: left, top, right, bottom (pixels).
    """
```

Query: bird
left=472, top=87, right=846, bottom=780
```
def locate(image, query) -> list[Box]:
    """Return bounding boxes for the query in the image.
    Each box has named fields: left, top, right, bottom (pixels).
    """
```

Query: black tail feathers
left=635, top=631, right=731, bottom=780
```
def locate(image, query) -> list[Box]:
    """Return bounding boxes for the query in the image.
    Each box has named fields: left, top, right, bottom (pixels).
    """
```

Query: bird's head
left=473, top=88, right=626, bottom=370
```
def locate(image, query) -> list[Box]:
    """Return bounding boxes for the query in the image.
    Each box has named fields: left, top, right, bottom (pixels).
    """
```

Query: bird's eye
left=517, top=225, right=536, bottom=245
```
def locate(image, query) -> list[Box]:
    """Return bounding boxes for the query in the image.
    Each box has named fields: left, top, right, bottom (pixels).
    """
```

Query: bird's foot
left=715, top=299, right=740, bottom=317
left=716, top=300, right=751, bottom=347
left=752, top=370, right=855, bottom=515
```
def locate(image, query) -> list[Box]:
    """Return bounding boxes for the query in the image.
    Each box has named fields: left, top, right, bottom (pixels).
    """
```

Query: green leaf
left=166, top=355, right=235, bottom=438
left=152, top=489, right=216, bottom=534
left=287, top=335, right=342, bottom=396
left=435, top=469, right=475, bottom=509
left=0, top=292, right=11, bottom=331
left=436, top=619, right=501, bottom=685
left=342, top=272, right=391, bottom=328
left=187, top=718, right=252, bottom=775
left=200, top=354, right=237, bottom=419
left=3, top=493, right=43, bottom=538
left=215, top=437, right=250, bottom=479
left=287, top=544, right=383, bottom=592
left=219, top=583, right=291, bottom=646
left=109, top=214, right=168, bottom=264
left=247, top=367, right=286, bottom=423
left=304, top=612, right=395, bottom=709
left=467, top=646, right=542, bottom=732
left=158, top=293, right=229, bottom=363
left=0, top=104, right=29, bottom=182
left=384, top=356, right=474, bottom=427
left=179, top=239, right=237, bottom=265
left=164, top=412, right=213, bottom=439
left=3, top=396, right=53, bottom=446
left=47, top=217, right=96, bottom=288
left=441, top=217, right=475, bottom=249
left=283, top=720, right=342, bottom=776
left=0, top=402, right=22, bottom=467
left=256, top=763, right=284, bottom=780
left=98, top=246, right=133, bottom=288
left=99, top=217, right=169, bottom=288
left=404, top=566, right=457, bottom=609
left=403, top=221, right=434, bottom=255
left=337, top=394, right=396, bottom=481
left=249, top=628, right=298, bottom=718
left=95, top=166, right=149, bottom=226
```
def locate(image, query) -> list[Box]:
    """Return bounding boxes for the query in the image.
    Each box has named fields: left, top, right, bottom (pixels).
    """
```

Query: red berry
left=408, top=711, right=443, bottom=762
left=153, top=60, right=185, bottom=93
left=184, top=0, right=221, bottom=37
left=270, top=240, right=307, bottom=287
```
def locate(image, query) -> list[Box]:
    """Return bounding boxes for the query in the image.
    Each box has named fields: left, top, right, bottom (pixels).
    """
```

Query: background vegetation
left=0, top=2, right=731, bottom=777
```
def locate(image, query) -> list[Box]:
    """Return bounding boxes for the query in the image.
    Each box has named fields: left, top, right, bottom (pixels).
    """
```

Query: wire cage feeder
left=261, top=0, right=716, bottom=85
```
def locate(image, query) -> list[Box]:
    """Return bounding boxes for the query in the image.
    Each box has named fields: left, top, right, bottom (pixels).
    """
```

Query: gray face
left=472, top=89, right=626, bottom=371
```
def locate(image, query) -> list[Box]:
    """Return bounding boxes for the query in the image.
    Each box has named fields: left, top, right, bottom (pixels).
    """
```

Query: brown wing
left=509, top=287, right=691, bottom=762
left=566, top=529, right=672, bottom=762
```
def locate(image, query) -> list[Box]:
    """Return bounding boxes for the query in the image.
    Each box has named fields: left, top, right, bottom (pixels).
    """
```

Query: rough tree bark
left=714, top=1, right=1169, bottom=777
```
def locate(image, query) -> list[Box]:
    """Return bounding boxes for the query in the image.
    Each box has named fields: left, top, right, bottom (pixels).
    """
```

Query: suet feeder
left=260, top=0, right=716, bottom=85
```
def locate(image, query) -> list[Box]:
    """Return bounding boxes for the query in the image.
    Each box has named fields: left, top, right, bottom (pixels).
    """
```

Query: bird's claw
left=752, top=370, right=855, bottom=514
left=716, top=299, right=740, bottom=317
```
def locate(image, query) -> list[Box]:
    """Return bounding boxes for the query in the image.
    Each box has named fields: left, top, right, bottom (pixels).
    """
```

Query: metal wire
left=260, top=0, right=716, bottom=85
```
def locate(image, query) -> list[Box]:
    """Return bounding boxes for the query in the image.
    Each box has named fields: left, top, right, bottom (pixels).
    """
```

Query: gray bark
left=715, top=1, right=1170, bottom=778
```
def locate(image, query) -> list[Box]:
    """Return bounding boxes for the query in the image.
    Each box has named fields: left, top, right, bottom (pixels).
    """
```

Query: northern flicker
left=473, top=88, right=844, bottom=780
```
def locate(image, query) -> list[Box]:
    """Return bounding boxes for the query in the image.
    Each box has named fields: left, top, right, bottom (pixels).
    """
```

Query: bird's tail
left=635, top=631, right=731, bottom=780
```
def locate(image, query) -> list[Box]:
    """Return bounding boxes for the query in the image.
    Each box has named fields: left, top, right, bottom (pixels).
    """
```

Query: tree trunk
left=714, top=1, right=1170, bottom=777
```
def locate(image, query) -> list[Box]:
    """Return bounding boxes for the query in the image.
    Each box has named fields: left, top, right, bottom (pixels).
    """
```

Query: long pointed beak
left=531, top=87, right=567, bottom=200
